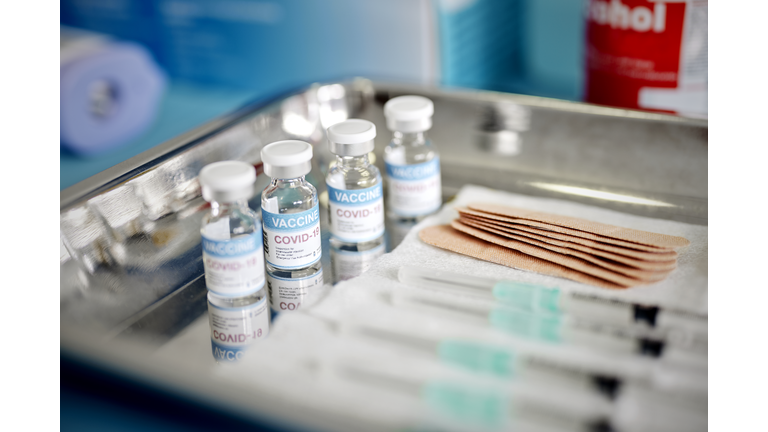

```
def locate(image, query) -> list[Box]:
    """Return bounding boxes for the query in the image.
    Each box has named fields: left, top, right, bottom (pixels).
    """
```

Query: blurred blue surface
left=60, top=81, right=262, bottom=190
left=437, top=0, right=523, bottom=90
left=435, top=0, right=584, bottom=100
left=60, top=0, right=432, bottom=90
left=60, top=0, right=587, bottom=190
left=520, top=0, right=585, bottom=100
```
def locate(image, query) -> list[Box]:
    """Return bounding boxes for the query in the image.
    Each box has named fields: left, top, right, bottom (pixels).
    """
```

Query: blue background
left=60, top=0, right=586, bottom=190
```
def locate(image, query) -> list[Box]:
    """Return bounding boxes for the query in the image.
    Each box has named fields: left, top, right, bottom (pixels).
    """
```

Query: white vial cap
left=327, top=119, right=376, bottom=156
left=384, top=96, right=434, bottom=132
left=261, top=140, right=313, bottom=179
left=198, top=161, right=256, bottom=202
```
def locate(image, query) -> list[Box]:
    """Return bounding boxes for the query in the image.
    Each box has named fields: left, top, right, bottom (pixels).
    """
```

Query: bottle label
left=327, top=183, right=385, bottom=242
left=385, top=157, right=442, bottom=217
left=267, top=269, right=324, bottom=312
left=585, top=0, right=707, bottom=116
left=262, top=205, right=322, bottom=269
left=209, top=297, right=270, bottom=362
left=202, top=230, right=265, bottom=297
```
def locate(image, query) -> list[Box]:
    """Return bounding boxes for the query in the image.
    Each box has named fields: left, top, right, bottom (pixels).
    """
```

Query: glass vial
left=199, top=160, right=270, bottom=358
left=199, top=161, right=266, bottom=298
left=383, top=96, right=441, bottom=222
left=326, top=119, right=385, bottom=252
left=261, top=140, right=323, bottom=312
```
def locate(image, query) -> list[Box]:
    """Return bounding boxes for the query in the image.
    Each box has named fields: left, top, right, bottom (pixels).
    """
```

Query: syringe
left=345, top=319, right=706, bottom=406
left=336, top=363, right=617, bottom=432
left=390, top=289, right=707, bottom=371
left=398, top=266, right=708, bottom=339
left=323, top=318, right=706, bottom=432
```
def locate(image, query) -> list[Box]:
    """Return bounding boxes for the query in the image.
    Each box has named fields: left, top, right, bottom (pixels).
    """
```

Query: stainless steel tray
left=60, top=79, right=707, bottom=431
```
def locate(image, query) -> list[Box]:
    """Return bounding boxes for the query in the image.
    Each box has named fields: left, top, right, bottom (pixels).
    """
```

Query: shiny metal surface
left=60, top=78, right=707, bottom=431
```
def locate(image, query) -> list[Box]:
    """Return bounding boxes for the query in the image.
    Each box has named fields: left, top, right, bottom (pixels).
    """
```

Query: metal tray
left=60, top=79, right=707, bottom=431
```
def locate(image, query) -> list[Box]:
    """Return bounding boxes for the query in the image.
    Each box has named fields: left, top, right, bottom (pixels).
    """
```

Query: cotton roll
left=60, top=27, right=166, bottom=156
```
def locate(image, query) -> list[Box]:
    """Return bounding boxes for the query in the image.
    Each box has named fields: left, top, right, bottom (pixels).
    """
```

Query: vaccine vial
left=199, top=160, right=270, bottom=358
left=383, top=96, right=441, bottom=222
left=260, top=140, right=324, bottom=312
left=326, top=119, right=385, bottom=252
left=199, top=161, right=266, bottom=298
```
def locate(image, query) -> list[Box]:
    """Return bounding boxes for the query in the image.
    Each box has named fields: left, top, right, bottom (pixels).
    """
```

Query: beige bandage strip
left=419, top=225, right=626, bottom=290
left=467, top=203, right=690, bottom=250
left=458, top=207, right=677, bottom=253
left=458, top=213, right=677, bottom=262
left=451, top=220, right=649, bottom=287
left=458, top=216, right=678, bottom=272
left=458, top=218, right=673, bottom=280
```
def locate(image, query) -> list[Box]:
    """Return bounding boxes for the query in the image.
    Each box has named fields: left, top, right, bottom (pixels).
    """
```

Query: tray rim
left=60, top=79, right=707, bottom=213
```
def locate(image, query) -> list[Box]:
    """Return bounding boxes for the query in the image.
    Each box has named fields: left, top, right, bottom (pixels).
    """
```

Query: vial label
left=262, top=205, right=322, bottom=269
left=385, top=157, right=441, bottom=217
left=267, top=269, right=324, bottom=312
left=202, top=230, right=265, bottom=296
left=209, top=297, right=270, bottom=362
left=327, top=183, right=385, bottom=242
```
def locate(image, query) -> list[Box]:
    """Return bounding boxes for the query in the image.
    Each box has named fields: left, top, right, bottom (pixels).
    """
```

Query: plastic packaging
left=397, top=265, right=708, bottom=338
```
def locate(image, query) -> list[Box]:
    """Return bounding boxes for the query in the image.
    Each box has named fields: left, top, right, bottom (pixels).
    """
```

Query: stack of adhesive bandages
left=420, top=203, right=690, bottom=289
